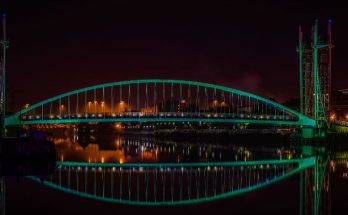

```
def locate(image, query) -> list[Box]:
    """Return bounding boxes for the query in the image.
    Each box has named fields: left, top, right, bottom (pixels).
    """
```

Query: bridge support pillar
left=300, top=127, right=327, bottom=139
left=301, top=127, right=315, bottom=138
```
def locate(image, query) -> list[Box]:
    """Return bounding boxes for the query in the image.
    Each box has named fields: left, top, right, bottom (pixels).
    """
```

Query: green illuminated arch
left=5, top=79, right=315, bottom=126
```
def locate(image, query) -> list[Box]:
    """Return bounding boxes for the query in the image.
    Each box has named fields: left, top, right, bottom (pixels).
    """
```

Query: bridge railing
left=19, top=112, right=296, bottom=122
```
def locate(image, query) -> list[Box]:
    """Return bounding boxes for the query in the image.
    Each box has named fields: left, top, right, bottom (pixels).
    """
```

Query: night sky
left=2, top=1, right=347, bottom=111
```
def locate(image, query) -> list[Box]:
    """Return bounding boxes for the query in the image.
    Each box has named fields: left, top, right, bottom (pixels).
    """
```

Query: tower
left=0, top=13, right=9, bottom=138
left=298, top=20, right=333, bottom=132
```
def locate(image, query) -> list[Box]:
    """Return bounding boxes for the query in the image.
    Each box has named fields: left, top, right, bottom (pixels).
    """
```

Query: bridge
left=5, top=79, right=315, bottom=127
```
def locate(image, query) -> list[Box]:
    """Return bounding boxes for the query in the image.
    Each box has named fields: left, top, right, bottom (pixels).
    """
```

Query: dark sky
left=2, top=1, right=347, bottom=111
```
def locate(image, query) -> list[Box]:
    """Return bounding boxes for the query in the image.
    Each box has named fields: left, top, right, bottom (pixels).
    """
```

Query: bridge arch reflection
left=31, top=157, right=315, bottom=205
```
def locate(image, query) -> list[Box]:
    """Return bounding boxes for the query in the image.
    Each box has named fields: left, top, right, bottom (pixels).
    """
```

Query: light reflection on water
left=49, top=135, right=295, bottom=164
left=6, top=129, right=348, bottom=215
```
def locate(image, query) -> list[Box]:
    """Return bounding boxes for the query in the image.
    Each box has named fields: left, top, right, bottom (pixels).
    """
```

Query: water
left=52, top=134, right=292, bottom=163
left=5, top=132, right=348, bottom=215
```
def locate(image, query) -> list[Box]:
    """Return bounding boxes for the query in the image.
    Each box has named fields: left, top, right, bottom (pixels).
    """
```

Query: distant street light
left=330, top=114, right=336, bottom=121
left=101, top=101, right=105, bottom=112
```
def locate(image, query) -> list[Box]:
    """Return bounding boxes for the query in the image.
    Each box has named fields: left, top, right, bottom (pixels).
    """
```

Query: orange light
left=330, top=114, right=336, bottom=121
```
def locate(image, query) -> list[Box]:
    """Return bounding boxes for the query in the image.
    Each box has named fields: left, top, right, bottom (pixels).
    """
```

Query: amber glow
left=140, top=106, right=157, bottom=113
left=330, top=113, right=336, bottom=121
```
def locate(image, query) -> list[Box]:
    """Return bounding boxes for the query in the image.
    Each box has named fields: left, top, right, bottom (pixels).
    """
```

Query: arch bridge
left=5, top=79, right=315, bottom=127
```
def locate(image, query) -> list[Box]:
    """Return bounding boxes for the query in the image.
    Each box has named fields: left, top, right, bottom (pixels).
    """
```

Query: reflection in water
left=6, top=128, right=346, bottom=215
left=329, top=151, right=348, bottom=187
left=36, top=158, right=309, bottom=205
left=49, top=134, right=294, bottom=164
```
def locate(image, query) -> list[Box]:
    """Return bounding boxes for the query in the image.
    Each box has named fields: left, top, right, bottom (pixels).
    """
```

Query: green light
left=55, top=157, right=314, bottom=168
left=29, top=157, right=315, bottom=206
left=14, top=118, right=305, bottom=126
left=5, top=79, right=316, bottom=127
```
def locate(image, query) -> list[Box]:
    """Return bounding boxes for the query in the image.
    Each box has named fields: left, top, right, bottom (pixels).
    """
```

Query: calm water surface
left=6, top=133, right=348, bottom=215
